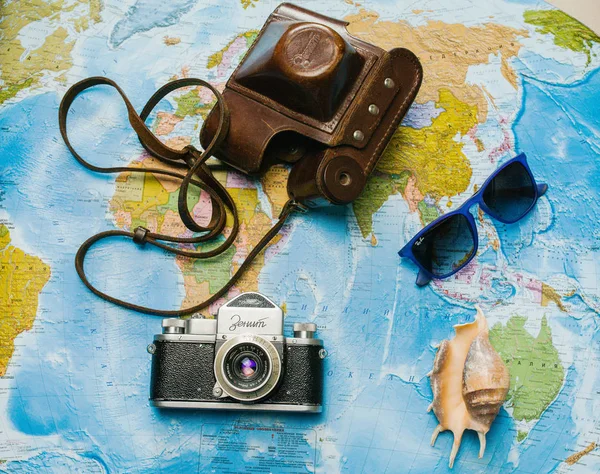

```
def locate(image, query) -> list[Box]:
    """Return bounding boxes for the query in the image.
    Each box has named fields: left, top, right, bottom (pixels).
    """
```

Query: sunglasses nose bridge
left=464, top=198, right=480, bottom=215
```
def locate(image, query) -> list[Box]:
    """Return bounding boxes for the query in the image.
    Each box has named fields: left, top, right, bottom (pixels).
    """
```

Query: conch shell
left=428, top=306, right=509, bottom=468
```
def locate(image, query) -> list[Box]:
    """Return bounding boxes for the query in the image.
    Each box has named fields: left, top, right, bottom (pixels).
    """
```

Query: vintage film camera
left=148, top=293, right=325, bottom=412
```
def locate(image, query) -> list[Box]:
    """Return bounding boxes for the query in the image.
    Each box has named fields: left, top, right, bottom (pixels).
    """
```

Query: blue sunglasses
left=399, top=153, right=548, bottom=286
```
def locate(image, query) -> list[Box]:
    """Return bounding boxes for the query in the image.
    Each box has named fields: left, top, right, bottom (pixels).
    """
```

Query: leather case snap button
left=322, top=155, right=365, bottom=204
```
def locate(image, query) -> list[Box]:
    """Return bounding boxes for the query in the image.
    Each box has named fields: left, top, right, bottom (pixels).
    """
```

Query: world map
left=1, top=0, right=600, bottom=472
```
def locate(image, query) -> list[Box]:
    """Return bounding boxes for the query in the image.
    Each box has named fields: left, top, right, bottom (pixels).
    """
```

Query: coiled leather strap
left=58, top=77, right=303, bottom=316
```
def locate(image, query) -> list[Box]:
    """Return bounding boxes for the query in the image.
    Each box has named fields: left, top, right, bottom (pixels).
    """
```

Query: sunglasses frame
left=398, top=153, right=548, bottom=286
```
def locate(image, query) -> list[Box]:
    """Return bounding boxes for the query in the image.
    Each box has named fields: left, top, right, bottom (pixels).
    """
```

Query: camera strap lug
left=279, top=199, right=308, bottom=219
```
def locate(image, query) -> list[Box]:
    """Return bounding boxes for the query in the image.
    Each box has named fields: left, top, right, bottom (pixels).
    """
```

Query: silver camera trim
left=217, top=292, right=283, bottom=337
left=214, top=334, right=282, bottom=402
left=151, top=400, right=321, bottom=412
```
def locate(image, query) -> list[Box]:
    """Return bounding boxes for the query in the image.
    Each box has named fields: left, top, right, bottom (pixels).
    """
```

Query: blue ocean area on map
left=0, top=50, right=595, bottom=474
left=513, top=68, right=600, bottom=281
left=0, top=84, right=545, bottom=471
left=2, top=0, right=600, bottom=472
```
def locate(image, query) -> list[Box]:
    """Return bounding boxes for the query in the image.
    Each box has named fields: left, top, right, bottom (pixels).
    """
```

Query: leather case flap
left=227, top=3, right=380, bottom=134
left=201, top=3, right=422, bottom=178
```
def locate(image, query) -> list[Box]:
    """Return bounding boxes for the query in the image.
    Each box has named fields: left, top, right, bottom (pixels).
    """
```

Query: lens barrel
left=214, top=334, right=282, bottom=402
left=223, top=343, right=271, bottom=392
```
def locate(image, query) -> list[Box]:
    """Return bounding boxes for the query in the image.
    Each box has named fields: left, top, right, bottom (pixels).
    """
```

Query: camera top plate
left=217, top=292, right=284, bottom=337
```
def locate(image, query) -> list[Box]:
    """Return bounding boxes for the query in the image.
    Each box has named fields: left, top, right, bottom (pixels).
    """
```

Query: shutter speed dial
left=293, top=323, right=317, bottom=339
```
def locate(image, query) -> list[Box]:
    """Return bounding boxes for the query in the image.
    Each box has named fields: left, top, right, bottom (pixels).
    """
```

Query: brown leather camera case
left=201, top=3, right=422, bottom=206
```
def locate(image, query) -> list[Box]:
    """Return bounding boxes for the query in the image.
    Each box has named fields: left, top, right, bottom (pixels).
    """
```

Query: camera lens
left=231, top=352, right=262, bottom=382
left=239, top=357, right=257, bottom=377
left=224, top=343, right=271, bottom=391
left=214, top=334, right=283, bottom=402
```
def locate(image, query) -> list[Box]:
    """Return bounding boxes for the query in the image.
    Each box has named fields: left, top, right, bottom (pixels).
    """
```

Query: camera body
left=148, top=292, right=325, bottom=412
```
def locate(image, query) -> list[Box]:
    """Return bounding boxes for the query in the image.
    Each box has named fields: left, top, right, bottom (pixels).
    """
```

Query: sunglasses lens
left=411, top=214, right=475, bottom=277
left=483, top=161, right=536, bottom=222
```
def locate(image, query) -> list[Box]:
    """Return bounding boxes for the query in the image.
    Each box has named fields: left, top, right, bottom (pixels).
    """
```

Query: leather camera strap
left=58, top=77, right=304, bottom=316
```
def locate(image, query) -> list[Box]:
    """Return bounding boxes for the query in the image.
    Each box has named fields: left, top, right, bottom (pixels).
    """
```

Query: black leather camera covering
left=150, top=340, right=324, bottom=406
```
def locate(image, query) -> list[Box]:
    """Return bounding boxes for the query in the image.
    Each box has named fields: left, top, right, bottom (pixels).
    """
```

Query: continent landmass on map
left=0, top=225, right=50, bottom=376
left=345, top=11, right=528, bottom=240
left=489, top=315, right=564, bottom=440
left=0, top=0, right=102, bottom=105
left=346, top=11, right=528, bottom=122
left=207, top=30, right=259, bottom=71
left=345, top=9, right=600, bottom=242
left=109, top=29, right=291, bottom=315
left=524, top=9, right=600, bottom=65
left=111, top=156, right=289, bottom=316
left=353, top=89, right=475, bottom=237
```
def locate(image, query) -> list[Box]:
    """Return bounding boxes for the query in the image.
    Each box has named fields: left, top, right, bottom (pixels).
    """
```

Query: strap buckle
left=133, top=226, right=150, bottom=244
left=183, top=145, right=202, bottom=167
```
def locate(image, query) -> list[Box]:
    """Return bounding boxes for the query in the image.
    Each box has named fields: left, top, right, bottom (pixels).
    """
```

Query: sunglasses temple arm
left=537, top=183, right=548, bottom=196
left=416, top=269, right=432, bottom=287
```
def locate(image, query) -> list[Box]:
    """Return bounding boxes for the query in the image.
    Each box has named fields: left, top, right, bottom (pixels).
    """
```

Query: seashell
left=428, top=306, right=509, bottom=468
